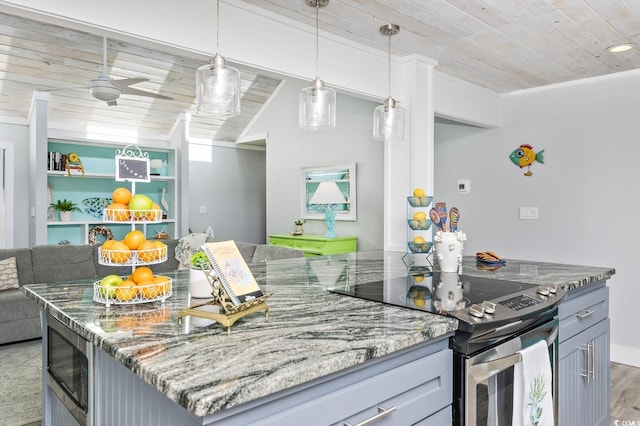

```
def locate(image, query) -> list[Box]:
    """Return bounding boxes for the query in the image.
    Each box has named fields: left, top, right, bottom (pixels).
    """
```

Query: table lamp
left=310, top=181, right=347, bottom=238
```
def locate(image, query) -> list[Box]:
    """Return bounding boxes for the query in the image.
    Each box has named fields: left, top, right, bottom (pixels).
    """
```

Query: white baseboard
left=611, top=344, right=640, bottom=368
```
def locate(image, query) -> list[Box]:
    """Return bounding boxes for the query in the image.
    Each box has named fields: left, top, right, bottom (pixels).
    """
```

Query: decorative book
left=201, top=241, right=264, bottom=306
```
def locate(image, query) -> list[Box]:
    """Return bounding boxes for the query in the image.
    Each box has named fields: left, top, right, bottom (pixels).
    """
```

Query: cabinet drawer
left=559, top=286, right=608, bottom=342
left=259, top=348, right=452, bottom=426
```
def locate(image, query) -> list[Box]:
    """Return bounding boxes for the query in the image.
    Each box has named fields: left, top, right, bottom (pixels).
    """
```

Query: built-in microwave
left=46, top=313, right=90, bottom=426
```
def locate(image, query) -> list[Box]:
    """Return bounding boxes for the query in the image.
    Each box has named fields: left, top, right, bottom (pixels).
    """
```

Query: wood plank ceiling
left=244, top=0, right=640, bottom=93
left=3, top=1, right=640, bottom=142
left=0, top=12, right=282, bottom=143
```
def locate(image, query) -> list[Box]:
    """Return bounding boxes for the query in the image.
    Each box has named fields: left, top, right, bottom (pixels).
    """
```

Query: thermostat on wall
left=457, top=180, right=471, bottom=194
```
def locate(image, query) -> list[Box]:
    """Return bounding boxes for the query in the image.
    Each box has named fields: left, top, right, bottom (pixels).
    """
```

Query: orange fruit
left=106, top=203, right=129, bottom=221
left=112, top=187, right=132, bottom=205
left=115, top=280, right=138, bottom=301
left=151, top=241, right=167, bottom=258
left=101, top=239, right=117, bottom=250
left=153, top=275, right=171, bottom=295
left=108, top=241, right=131, bottom=263
left=137, top=240, right=158, bottom=262
left=124, top=230, right=145, bottom=250
left=131, top=266, right=154, bottom=284
left=137, top=280, right=162, bottom=299
left=146, top=203, right=162, bottom=221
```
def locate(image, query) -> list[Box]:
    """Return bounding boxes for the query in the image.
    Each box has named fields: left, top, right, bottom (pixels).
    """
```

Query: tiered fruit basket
left=93, top=277, right=172, bottom=307
left=406, top=194, right=433, bottom=254
left=93, top=145, right=172, bottom=307
left=98, top=243, right=168, bottom=266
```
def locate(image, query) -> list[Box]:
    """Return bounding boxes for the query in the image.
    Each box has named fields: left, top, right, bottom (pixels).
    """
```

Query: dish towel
left=512, top=340, right=554, bottom=426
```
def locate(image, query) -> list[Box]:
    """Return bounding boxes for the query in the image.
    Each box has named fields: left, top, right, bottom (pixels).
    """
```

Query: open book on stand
left=201, top=241, right=264, bottom=306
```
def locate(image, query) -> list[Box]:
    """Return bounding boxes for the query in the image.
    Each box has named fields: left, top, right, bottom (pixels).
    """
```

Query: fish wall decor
left=509, top=144, right=545, bottom=176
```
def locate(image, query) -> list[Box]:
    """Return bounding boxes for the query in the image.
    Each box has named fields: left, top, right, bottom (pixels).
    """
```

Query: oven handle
left=469, top=324, right=558, bottom=381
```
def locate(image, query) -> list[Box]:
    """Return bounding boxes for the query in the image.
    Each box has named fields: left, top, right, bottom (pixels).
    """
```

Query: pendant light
left=299, top=0, right=336, bottom=131
left=373, top=24, right=405, bottom=141
left=196, top=0, right=241, bottom=117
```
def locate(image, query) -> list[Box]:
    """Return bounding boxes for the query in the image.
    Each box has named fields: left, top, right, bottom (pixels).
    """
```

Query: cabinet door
left=557, top=318, right=609, bottom=426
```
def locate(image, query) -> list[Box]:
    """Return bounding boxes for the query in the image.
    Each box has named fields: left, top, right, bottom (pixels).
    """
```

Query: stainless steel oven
left=328, top=271, right=566, bottom=426
left=456, top=315, right=558, bottom=426
left=46, top=313, right=91, bottom=426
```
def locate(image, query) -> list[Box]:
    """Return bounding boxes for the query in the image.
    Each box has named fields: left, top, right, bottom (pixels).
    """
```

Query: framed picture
left=300, top=162, right=356, bottom=221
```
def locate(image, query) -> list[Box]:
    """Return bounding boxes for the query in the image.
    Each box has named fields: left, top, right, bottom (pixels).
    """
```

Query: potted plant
left=188, top=251, right=214, bottom=298
left=190, top=251, right=211, bottom=270
left=294, top=220, right=305, bottom=235
left=50, top=199, right=81, bottom=221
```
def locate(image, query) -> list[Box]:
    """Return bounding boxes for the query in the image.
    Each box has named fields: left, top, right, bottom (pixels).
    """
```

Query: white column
left=384, top=56, right=436, bottom=252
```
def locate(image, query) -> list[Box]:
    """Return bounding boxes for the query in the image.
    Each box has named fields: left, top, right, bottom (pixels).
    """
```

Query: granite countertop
left=23, top=250, right=457, bottom=418
left=459, top=256, right=615, bottom=291
left=22, top=251, right=615, bottom=418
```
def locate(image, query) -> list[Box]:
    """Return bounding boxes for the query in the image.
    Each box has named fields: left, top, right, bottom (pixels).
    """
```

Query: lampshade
left=195, top=0, right=241, bottom=117
left=310, top=181, right=346, bottom=205
left=310, top=181, right=346, bottom=238
left=299, top=0, right=336, bottom=130
left=373, top=24, right=405, bottom=141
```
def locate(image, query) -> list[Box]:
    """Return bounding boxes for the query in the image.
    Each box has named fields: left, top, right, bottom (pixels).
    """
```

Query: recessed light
left=607, top=43, right=636, bottom=53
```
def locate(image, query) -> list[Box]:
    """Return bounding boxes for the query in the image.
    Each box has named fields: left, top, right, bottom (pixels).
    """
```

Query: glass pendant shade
left=373, top=23, right=405, bottom=141
left=196, top=54, right=241, bottom=117
left=299, top=78, right=336, bottom=130
left=373, top=97, right=405, bottom=141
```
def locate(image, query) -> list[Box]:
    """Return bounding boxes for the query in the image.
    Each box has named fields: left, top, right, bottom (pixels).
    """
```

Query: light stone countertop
left=23, top=250, right=615, bottom=418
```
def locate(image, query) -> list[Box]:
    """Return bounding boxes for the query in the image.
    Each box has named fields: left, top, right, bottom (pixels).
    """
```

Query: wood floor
left=610, top=362, right=640, bottom=423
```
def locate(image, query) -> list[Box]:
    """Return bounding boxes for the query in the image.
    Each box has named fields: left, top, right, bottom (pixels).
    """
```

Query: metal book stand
left=177, top=268, right=272, bottom=335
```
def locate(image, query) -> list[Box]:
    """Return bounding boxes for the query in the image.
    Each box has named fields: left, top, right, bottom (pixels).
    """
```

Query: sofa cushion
left=0, top=248, right=35, bottom=285
left=252, top=245, right=305, bottom=262
left=0, top=257, right=19, bottom=290
left=31, top=244, right=97, bottom=284
left=0, top=289, right=39, bottom=322
left=234, top=241, right=258, bottom=264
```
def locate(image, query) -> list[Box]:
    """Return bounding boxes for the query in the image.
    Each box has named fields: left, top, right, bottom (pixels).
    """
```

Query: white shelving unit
left=44, top=139, right=179, bottom=245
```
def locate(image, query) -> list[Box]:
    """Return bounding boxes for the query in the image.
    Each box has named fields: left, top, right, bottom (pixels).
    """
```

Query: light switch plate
left=519, top=207, right=538, bottom=220
left=199, top=206, right=207, bottom=214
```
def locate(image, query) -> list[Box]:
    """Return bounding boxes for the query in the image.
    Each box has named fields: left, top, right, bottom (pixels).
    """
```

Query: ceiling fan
left=50, top=36, right=174, bottom=106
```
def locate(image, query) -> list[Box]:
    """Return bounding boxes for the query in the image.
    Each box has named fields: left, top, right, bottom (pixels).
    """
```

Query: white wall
left=248, top=78, right=384, bottom=250
left=434, top=70, right=640, bottom=366
left=0, top=123, right=29, bottom=248
left=188, top=142, right=266, bottom=244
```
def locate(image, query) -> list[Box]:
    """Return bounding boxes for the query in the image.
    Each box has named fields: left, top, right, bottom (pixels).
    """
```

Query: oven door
left=463, top=318, right=558, bottom=426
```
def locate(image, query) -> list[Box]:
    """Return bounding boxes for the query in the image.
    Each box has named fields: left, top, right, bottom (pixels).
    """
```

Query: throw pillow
left=0, top=257, right=20, bottom=291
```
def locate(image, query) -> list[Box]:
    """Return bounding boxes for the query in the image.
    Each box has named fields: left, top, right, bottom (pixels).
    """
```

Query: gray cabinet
left=557, top=284, right=610, bottom=426
left=91, top=336, right=452, bottom=425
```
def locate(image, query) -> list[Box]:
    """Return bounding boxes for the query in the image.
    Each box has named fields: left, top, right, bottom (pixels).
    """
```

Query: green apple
left=100, top=274, right=123, bottom=298
left=128, top=194, right=153, bottom=211
left=128, top=194, right=154, bottom=219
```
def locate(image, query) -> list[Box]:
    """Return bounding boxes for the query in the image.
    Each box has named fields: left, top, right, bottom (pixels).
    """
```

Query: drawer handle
left=343, top=405, right=397, bottom=426
left=576, top=309, right=594, bottom=319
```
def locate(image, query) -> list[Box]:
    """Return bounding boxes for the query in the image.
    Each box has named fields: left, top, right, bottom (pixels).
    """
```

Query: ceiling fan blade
left=119, top=86, right=174, bottom=100
left=39, top=85, right=90, bottom=92
left=110, top=77, right=149, bottom=89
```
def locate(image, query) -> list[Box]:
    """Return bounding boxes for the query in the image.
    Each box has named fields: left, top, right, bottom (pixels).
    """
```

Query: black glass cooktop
left=327, top=272, right=540, bottom=315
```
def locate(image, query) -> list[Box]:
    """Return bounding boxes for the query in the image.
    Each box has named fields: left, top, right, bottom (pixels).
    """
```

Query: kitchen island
left=23, top=251, right=615, bottom=425
left=24, top=251, right=458, bottom=425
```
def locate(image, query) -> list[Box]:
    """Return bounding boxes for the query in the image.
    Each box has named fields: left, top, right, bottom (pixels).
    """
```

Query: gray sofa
left=0, top=239, right=302, bottom=345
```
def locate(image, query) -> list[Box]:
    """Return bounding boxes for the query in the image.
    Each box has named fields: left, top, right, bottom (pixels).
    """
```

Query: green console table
left=269, top=234, right=358, bottom=257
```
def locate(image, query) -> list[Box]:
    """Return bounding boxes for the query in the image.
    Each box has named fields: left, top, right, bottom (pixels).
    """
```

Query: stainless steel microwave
left=46, top=313, right=90, bottom=426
